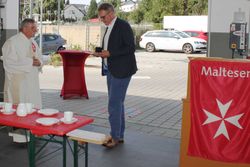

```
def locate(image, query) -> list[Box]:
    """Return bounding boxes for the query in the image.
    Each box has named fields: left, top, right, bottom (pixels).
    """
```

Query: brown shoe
left=119, top=139, right=124, bottom=143
left=104, top=136, right=124, bottom=144
left=102, top=138, right=119, bottom=148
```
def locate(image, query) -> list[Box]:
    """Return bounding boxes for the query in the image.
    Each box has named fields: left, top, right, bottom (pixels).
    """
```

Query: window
left=44, top=35, right=58, bottom=42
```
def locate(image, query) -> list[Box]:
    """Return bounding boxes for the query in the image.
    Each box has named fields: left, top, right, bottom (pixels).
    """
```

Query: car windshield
left=175, top=31, right=190, bottom=38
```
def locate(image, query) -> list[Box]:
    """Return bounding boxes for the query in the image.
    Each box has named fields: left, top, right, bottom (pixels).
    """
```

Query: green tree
left=99, top=0, right=121, bottom=8
left=129, top=9, right=144, bottom=24
left=33, top=0, right=64, bottom=21
left=117, top=11, right=129, bottom=21
left=87, top=0, right=98, bottom=19
left=188, top=0, right=208, bottom=15
left=183, top=0, right=188, bottom=15
left=146, top=0, right=169, bottom=23
left=169, top=0, right=184, bottom=15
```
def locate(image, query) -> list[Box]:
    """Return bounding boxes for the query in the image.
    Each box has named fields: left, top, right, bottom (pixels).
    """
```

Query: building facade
left=63, top=4, right=87, bottom=21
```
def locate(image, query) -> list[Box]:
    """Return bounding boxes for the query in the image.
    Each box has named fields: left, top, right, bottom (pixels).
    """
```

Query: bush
left=49, top=53, right=62, bottom=66
left=69, top=44, right=82, bottom=51
left=48, top=44, right=83, bottom=66
left=132, top=25, right=153, bottom=49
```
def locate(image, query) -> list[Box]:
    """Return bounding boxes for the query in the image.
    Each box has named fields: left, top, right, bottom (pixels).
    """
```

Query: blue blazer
left=103, top=18, right=137, bottom=78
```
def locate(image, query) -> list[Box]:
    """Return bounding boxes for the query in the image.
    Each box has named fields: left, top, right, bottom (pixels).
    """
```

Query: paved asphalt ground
left=39, top=51, right=206, bottom=139
left=0, top=51, right=207, bottom=167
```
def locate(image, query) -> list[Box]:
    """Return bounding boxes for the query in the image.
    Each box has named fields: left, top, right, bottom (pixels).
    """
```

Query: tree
left=144, top=0, right=169, bottom=23
left=129, top=9, right=144, bottom=24
left=188, top=0, right=208, bottom=15
left=65, top=0, right=69, bottom=5
left=99, top=0, right=121, bottom=8
left=87, top=0, right=98, bottom=19
left=33, top=0, right=64, bottom=21
left=183, top=0, right=188, bottom=15
left=169, top=0, right=183, bottom=15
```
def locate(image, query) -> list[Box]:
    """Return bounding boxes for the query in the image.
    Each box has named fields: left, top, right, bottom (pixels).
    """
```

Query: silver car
left=139, top=29, right=207, bottom=54
left=34, top=33, right=66, bottom=55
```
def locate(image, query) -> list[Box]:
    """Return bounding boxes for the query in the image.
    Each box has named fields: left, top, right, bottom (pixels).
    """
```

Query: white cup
left=16, top=103, right=27, bottom=117
left=4, top=103, right=13, bottom=113
left=25, top=103, right=33, bottom=114
left=64, top=111, right=73, bottom=122
left=0, top=102, right=5, bottom=108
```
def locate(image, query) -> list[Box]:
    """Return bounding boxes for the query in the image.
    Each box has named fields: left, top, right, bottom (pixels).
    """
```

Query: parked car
left=139, top=29, right=207, bottom=54
left=34, top=33, right=66, bottom=55
left=183, top=30, right=208, bottom=41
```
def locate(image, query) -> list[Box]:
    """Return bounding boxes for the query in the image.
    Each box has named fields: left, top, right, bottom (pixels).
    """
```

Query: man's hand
left=92, top=50, right=110, bottom=58
left=100, top=50, right=110, bottom=58
left=33, top=58, right=41, bottom=66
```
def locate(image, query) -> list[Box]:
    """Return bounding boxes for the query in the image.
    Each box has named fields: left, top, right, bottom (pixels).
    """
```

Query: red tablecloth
left=58, top=50, right=91, bottom=99
left=0, top=111, right=94, bottom=136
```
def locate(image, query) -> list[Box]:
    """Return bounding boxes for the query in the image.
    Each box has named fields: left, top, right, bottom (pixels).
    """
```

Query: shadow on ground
left=0, top=125, right=180, bottom=167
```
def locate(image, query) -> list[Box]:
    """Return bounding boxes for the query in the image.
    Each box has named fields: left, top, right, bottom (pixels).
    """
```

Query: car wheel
left=182, top=43, right=193, bottom=54
left=57, top=46, right=65, bottom=51
left=146, top=42, right=155, bottom=52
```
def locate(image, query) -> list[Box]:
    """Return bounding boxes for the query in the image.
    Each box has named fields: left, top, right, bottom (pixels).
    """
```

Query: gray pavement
left=40, top=51, right=206, bottom=139
left=0, top=51, right=206, bottom=167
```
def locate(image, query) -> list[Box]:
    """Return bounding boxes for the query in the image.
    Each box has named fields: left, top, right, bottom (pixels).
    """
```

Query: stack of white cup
left=16, top=103, right=34, bottom=117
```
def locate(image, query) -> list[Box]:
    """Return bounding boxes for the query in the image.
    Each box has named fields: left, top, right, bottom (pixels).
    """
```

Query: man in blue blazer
left=94, top=2, right=137, bottom=148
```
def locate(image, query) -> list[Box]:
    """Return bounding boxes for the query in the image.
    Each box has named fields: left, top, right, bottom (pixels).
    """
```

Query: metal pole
left=63, top=136, right=67, bottom=167
left=29, top=0, right=33, bottom=18
left=73, top=140, right=78, bottom=167
left=39, top=0, right=43, bottom=55
left=57, top=0, right=60, bottom=34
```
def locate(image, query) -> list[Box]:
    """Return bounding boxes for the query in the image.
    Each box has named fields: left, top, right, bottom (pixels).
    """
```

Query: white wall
left=209, top=0, right=250, bottom=33
left=2, top=0, right=19, bottom=29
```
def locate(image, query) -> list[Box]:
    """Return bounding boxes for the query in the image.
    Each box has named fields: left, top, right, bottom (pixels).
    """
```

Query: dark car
left=183, top=30, right=208, bottom=41
left=34, top=33, right=66, bottom=55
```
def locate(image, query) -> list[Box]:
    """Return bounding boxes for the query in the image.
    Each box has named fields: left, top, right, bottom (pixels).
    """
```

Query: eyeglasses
left=99, top=12, right=110, bottom=20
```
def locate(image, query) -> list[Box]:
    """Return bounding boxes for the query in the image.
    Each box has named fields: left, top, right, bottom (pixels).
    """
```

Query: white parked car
left=139, top=29, right=207, bottom=54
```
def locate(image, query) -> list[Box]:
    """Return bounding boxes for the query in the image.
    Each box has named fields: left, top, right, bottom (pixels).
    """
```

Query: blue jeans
left=107, top=71, right=131, bottom=140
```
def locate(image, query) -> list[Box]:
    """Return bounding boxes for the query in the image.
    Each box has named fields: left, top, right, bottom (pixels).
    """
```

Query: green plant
left=88, top=34, right=100, bottom=51
left=49, top=53, right=62, bottom=66
left=132, top=26, right=152, bottom=49
left=69, top=44, right=82, bottom=51
left=153, top=23, right=163, bottom=30
left=88, top=43, right=96, bottom=52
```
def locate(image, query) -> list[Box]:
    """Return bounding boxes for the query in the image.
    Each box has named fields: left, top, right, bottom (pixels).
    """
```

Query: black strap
left=102, top=27, right=108, bottom=48
left=101, top=27, right=109, bottom=76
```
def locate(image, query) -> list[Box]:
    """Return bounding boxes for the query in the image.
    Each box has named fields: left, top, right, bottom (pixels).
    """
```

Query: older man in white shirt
left=2, top=18, right=42, bottom=109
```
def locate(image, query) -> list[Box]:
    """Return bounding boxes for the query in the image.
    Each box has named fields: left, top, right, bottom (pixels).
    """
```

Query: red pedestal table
left=58, top=50, right=91, bottom=99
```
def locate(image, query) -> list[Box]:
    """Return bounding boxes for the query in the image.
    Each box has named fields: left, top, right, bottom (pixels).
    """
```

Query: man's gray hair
left=98, top=2, right=115, bottom=12
left=20, top=18, right=35, bottom=31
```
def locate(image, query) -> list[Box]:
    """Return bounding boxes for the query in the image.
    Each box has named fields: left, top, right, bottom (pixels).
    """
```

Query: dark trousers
left=106, top=71, right=131, bottom=140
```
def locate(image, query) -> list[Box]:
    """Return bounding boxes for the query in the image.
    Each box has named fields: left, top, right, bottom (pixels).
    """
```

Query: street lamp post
left=57, top=0, right=60, bottom=34
left=39, top=0, right=43, bottom=55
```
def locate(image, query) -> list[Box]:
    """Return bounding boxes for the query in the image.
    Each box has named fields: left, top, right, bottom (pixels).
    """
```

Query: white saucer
left=38, top=108, right=59, bottom=116
left=60, top=117, right=78, bottom=124
left=0, top=109, right=16, bottom=115
left=28, top=108, right=37, bottom=114
left=36, top=118, right=60, bottom=126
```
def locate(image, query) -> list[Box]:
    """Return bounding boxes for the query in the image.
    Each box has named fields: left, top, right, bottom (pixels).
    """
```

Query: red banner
left=188, top=59, right=250, bottom=163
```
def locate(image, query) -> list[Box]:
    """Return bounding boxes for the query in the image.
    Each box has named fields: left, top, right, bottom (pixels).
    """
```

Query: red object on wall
left=188, top=59, right=250, bottom=163
left=58, top=50, right=90, bottom=99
